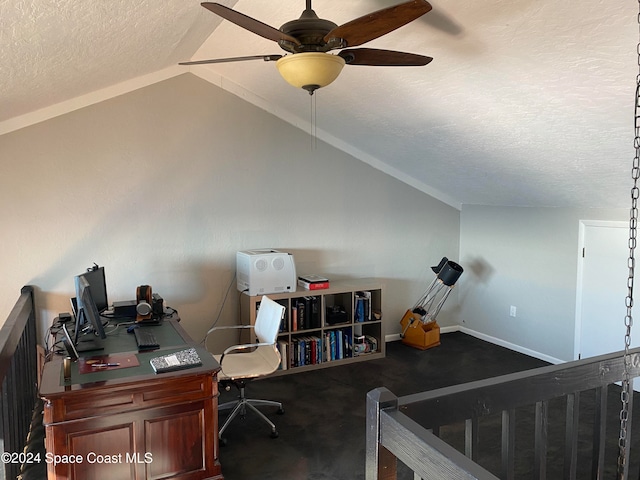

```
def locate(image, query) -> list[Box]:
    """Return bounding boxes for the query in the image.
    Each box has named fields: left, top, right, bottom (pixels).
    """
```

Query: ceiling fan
left=180, top=0, right=434, bottom=95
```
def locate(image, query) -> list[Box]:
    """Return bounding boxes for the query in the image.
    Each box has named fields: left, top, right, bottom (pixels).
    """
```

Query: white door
left=576, top=221, right=633, bottom=360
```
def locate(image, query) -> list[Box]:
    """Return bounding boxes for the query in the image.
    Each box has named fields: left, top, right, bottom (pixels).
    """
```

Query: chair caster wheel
left=270, top=430, right=279, bottom=439
left=277, top=406, right=285, bottom=415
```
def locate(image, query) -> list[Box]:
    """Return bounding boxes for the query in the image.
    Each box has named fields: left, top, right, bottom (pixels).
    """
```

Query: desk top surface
left=39, top=318, right=220, bottom=397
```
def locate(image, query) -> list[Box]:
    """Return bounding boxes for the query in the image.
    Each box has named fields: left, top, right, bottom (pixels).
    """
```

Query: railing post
left=366, top=387, right=399, bottom=480
left=591, top=386, right=607, bottom=479
left=534, top=400, right=548, bottom=479
left=564, top=392, right=580, bottom=480
left=501, top=408, right=516, bottom=480
left=465, top=416, right=479, bottom=461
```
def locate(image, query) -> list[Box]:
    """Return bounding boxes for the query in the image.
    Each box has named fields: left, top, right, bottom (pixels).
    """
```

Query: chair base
left=218, top=382, right=284, bottom=442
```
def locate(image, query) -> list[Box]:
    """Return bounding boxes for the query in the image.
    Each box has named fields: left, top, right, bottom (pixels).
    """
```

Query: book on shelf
left=355, top=291, right=372, bottom=322
left=279, top=310, right=288, bottom=333
left=324, top=328, right=353, bottom=362
left=343, top=329, right=353, bottom=358
left=277, top=340, right=288, bottom=370
left=304, top=296, right=321, bottom=329
left=292, top=305, right=298, bottom=332
left=298, top=274, right=330, bottom=290
left=290, top=336, right=322, bottom=367
left=292, top=297, right=321, bottom=330
left=296, top=300, right=306, bottom=330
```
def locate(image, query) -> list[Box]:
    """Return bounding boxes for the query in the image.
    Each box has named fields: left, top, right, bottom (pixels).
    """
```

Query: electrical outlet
left=510, top=305, right=517, bottom=317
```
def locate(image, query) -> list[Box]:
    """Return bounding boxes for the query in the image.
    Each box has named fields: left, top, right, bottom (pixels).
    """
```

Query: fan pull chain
left=310, top=92, right=317, bottom=149
left=617, top=3, right=640, bottom=478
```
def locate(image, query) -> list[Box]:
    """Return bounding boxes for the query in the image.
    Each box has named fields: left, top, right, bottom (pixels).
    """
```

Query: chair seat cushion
left=214, top=346, right=280, bottom=381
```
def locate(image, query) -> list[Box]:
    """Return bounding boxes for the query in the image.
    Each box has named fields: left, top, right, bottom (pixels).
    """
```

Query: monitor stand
left=76, top=336, right=104, bottom=352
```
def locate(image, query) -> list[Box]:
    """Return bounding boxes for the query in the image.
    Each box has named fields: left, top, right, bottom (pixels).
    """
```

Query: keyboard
left=133, top=328, right=160, bottom=350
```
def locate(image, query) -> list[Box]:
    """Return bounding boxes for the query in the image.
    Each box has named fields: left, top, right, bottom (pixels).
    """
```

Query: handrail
left=366, top=347, right=640, bottom=480
left=0, top=286, right=35, bottom=382
left=0, top=286, right=38, bottom=480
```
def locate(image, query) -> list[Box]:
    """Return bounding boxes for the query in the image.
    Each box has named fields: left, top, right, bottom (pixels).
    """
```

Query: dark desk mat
left=60, top=321, right=208, bottom=386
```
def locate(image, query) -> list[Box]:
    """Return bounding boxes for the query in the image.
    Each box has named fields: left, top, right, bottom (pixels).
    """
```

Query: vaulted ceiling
left=2, top=0, right=636, bottom=209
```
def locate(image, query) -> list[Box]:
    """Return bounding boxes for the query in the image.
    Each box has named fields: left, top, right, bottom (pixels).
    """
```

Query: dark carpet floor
left=216, top=332, right=640, bottom=480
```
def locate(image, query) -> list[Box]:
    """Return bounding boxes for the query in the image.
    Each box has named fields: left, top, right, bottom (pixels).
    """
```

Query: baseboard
left=386, top=333, right=401, bottom=342
left=458, top=326, right=564, bottom=365
left=386, top=324, right=458, bottom=343
left=386, top=325, right=564, bottom=365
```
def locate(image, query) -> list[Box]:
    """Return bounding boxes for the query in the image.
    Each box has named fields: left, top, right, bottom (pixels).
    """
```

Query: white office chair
left=205, top=296, right=285, bottom=443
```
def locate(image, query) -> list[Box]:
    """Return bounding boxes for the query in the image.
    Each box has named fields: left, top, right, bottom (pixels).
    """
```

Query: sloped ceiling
left=2, top=0, right=637, bottom=209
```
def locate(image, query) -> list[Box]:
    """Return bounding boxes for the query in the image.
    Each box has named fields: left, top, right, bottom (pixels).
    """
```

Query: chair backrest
left=254, top=296, right=285, bottom=345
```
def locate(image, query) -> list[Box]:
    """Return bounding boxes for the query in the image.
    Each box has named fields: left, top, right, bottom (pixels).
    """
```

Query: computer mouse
left=127, top=324, right=139, bottom=333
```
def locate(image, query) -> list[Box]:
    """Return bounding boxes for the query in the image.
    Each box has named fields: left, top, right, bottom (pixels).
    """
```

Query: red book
left=299, top=280, right=330, bottom=290
left=298, top=275, right=330, bottom=290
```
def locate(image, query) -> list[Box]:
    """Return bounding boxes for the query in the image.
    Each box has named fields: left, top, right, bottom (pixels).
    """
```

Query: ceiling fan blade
left=179, top=54, right=282, bottom=66
left=324, top=0, right=432, bottom=48
left=201, top=3, right=300, bottom=46
left=338, top=48, right=432, bottom=66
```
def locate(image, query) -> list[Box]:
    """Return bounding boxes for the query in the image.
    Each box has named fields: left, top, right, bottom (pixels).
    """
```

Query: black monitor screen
left=78, top=266, right=108, bottom=313
left=74, top=275, right=107, bottom=340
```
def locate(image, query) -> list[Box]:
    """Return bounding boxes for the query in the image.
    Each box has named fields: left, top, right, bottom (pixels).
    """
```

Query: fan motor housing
left=279, top=10, right=338, bottom=52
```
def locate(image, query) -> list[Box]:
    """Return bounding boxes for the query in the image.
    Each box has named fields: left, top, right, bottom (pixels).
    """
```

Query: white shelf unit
left=240, top=279, right=384, bottom=375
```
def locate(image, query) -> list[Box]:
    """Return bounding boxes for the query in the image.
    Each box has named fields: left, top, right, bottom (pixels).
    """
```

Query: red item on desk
left=78, top=353, right=139, bottom=374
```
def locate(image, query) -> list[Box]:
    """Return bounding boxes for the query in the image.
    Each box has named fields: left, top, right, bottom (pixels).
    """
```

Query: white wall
left=0, top=73, right=460, bottom=350
left=459, top=205, right=628, bottom=362
left=4, top=72, right=628, bottom=364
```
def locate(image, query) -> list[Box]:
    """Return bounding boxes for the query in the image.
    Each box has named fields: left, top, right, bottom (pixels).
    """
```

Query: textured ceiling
left=0, top=0, right=224, bottom=123
left=2, top=0, right=637, bottom=209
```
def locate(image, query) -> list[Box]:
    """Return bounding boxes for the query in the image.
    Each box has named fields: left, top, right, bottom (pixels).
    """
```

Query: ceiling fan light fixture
left=276, top=52, right=346, bottom=95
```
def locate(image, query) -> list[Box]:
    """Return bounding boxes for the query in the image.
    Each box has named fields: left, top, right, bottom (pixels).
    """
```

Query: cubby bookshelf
left=240, top=279, right=385, bottom=375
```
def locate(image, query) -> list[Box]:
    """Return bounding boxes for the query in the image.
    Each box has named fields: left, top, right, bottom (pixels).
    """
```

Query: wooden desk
left=39, top=319, right=223, bottom=480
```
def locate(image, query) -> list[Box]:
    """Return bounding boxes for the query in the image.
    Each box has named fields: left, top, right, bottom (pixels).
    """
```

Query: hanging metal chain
left=617, top=5, right=640, bottom=477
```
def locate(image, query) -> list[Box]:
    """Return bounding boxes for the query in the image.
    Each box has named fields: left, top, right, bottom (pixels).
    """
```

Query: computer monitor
left=74, top=274, right=107, bottom=340
left=61, top=323, right=79, bottom=361
left=78, top=265, right=108, bottom=313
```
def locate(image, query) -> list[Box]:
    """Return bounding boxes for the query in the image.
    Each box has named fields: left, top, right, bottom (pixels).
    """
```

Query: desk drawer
left=45, top=374, right=218, bottom=423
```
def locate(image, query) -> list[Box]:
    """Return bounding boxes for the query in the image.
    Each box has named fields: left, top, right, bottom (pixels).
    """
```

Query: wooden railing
left=366, top=347, right=640, bottom=480
left=0, top=286, right=38, bottom=480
